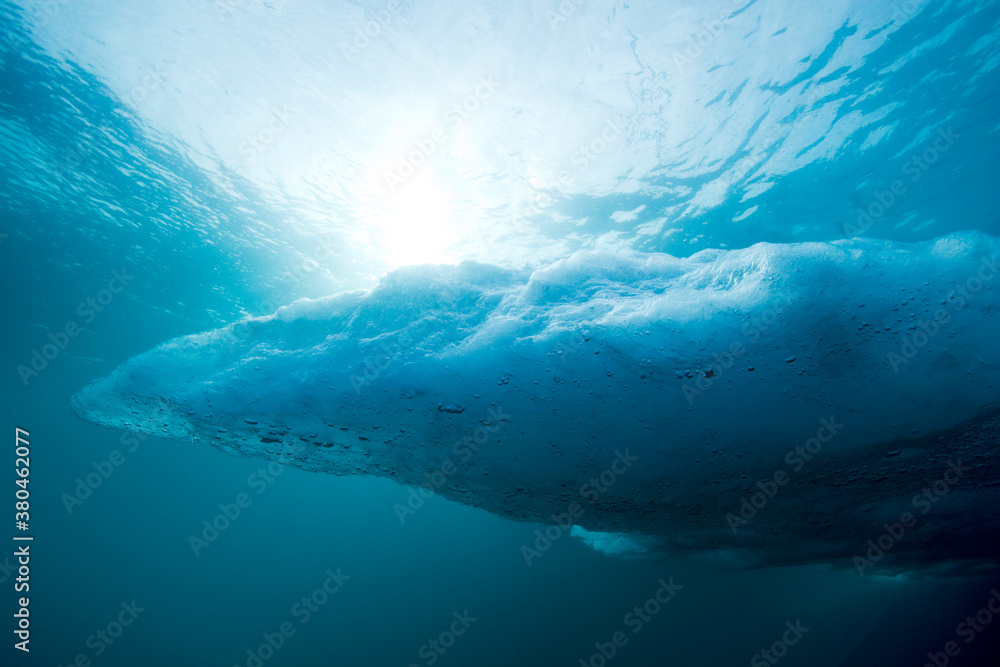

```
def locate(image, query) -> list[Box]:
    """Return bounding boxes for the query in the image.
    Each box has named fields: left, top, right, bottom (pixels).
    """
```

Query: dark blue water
left=3, top=1, right=1000, bottom=665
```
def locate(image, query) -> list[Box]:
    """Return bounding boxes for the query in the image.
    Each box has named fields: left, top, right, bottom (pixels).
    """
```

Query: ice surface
left=72, top=232, right=1000, bottom=572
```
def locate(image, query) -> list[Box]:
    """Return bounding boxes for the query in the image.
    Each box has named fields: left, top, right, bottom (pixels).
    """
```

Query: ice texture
left=72, top=232, right=1000, bottom=572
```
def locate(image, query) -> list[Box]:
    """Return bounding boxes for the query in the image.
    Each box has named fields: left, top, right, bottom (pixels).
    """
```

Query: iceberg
left=71, top=232, right=1000, bottom=573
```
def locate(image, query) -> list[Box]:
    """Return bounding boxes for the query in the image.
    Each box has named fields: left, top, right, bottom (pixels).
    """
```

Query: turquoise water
left=3, top=1, right=1000, bottom=665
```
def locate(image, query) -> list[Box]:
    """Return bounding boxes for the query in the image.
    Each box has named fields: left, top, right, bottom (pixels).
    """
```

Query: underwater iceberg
left=72, top=232, right=1000, bottom=573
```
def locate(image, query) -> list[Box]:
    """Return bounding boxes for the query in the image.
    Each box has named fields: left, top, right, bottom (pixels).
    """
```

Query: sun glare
left=375, top=173, right=458, bottom=269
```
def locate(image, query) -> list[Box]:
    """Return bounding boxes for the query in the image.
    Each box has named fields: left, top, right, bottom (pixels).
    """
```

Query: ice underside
left=72, top=232, right=1000, bottom=572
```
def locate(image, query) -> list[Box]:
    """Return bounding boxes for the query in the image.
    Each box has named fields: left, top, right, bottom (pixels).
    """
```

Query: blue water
left=3, top=1, right=1000, bottom=665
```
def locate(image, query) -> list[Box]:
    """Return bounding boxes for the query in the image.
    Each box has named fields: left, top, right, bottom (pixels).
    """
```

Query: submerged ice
left=72, top=232, right=1000, bottom=572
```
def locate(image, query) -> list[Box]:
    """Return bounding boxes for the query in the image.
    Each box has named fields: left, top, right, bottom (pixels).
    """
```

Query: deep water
left=3, top=1, right=1000, bottom=666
